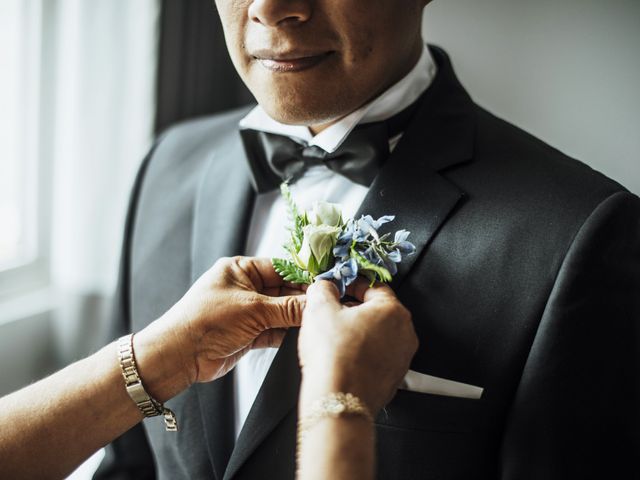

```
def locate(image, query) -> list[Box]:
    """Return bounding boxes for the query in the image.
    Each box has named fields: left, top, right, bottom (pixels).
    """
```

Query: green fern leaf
left=280, top=182, right=306, bottom=251
left=352, top=250, right=392, bottom=283
left=272, top=258, right=313, bottom=285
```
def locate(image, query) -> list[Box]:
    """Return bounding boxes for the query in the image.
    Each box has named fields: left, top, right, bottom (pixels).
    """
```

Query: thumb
left=259, top=294, right=305, bottom=329
left=305, top=280, right=341, bottom=313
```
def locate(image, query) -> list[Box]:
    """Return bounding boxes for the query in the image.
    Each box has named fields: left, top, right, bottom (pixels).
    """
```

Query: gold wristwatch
left=117, top=333, right=178, bottom=432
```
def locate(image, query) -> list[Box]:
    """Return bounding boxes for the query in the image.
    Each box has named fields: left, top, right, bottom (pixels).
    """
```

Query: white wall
left=424, top=0, right=640, bottom=195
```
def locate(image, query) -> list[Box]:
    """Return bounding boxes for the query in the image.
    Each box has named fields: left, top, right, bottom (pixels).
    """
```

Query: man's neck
left=308, top=42, right=424, bottom=135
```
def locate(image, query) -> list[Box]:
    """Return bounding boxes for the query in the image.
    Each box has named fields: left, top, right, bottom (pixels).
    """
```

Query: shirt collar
left=239, top=44, right=437, bottom=154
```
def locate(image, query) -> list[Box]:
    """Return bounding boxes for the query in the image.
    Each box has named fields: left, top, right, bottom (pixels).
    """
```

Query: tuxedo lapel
left=356, top=46, right=476, bottom=287
left=191, top=130, right=255, bottom=480
left=223, top=328, right=301, bottom=480
left=359, top=169, right=465, bottom=289
left=191, top=134, right=255, bottom=284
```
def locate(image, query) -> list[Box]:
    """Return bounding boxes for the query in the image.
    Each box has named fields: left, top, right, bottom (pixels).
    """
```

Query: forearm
left=0, top=342, right=143, bottom=479
left=297, top=415, right=375, bottom=480
left=296, top=370, right=378, bottom=480
left=0, top=316, right=190, bottom=479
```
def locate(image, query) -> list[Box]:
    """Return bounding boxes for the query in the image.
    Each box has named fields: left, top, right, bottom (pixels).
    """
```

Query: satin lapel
left=191, top=131, right=255, bottom=480
left=359, top=169, right=465, bottom=289
left=191, top=136, right=255, bottom=283
left=223, top=328, right=301, bottom=480
left=356, top=46, right=476, bottom=287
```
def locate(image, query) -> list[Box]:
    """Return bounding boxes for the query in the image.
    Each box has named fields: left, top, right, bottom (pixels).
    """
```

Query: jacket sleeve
left=93, top=147, right=157, bottom=480
left=499, top=191, right=640, bottom=479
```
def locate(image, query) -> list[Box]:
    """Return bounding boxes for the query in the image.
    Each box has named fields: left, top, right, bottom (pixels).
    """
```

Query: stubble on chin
left=253, top=50, right=386, bottom=128
left=255, top=79, right=354, bottom=128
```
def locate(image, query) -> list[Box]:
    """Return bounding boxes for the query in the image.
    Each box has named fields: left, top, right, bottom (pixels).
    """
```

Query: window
left=0, top=0, right=48, bottom=297
left=0, top=0, right=159, bottom=304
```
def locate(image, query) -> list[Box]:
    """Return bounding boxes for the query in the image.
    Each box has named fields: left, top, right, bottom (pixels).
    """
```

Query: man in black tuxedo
left=96, top=0, right=640, bottom=479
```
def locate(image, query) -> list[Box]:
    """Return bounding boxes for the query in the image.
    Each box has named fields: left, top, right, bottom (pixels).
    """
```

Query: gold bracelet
left=117, top=333, right=178, bottom=432
left=296, top=392, right=373, bottom=470
left=298, top=392, right=373, bottom=438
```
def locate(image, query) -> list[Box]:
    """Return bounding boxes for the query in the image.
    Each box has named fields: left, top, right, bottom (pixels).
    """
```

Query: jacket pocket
left=375, top=388, right=486, bottom=433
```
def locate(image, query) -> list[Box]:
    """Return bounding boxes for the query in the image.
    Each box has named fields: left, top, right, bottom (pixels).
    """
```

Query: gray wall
left=424, top=0, right=640, bottom=195
left=0, top=311, right=57, bottom=396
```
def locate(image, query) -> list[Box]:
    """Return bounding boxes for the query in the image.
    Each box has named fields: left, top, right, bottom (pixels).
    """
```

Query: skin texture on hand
left=135, top=256, right=306, bottom=402
left=296, top=279, right=418, bottom=480
left=298, top=279, right=418, bottom=416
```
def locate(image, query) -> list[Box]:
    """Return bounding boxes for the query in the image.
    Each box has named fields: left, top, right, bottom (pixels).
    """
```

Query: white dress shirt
left=233, top=45, right=437, bottom=439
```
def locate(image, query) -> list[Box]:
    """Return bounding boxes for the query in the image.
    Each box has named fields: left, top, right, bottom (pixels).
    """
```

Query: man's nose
left=248, top=0, right=312, bottom=27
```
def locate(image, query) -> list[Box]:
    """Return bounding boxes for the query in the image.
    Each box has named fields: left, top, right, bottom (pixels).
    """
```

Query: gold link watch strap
left=117, top=334, right=178, bottom=432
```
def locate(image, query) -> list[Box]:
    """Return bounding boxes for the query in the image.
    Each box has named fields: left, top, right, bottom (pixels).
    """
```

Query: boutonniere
left=272, top=184, right=416, bottom=296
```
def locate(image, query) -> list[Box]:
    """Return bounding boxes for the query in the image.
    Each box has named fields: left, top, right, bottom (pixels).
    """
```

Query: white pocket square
left=399, top=370, right=484, bottom=400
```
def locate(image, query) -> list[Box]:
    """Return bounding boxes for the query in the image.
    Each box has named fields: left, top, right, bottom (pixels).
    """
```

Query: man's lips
left=252, top=51, right=335, bottom=73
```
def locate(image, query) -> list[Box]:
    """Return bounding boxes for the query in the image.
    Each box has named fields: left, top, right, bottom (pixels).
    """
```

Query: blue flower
left=333, top=228, right=354, bottom=260
left=333, top=241, right=351, bottom=260
left=393, top=229, right=416, bottom=255
left=362, top=246, right=383, bottom=265
left=362, top=215, right=395, bottom=231
left=349, top=219, right=368, bottom=242
left=378, top=250, right=398, bottom=276
left=394, top=229, right=410, bottom=243
left=387, top=249, right=402, bottom=263
left=315, top=257, right=358, bottom=297
left=355, top=215, right=395, bottom=241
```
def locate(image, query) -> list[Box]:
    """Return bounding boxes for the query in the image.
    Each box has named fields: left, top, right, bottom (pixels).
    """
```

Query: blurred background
left=0, top=0, right=638, bottom=477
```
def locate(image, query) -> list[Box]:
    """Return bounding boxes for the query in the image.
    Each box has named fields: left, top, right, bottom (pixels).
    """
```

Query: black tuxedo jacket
left=96, top=47, right=640, bottom=480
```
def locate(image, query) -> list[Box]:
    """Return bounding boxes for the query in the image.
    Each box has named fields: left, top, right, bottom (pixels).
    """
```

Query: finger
left=238, top=257, right=291, bottom=291
left=305, top=280, right=341, bottom=312
left=279, top=286, right=307, bottom=296
left=259, top=294, right=305, bottom=328
left=284, top=280, right=306, bottom=291
left=342, top=300, right=361, bottom=307
left=262, top=285, right=307, bottom=297
left=252, top=328, right=287, bottom=349
left=213, top=348, right=251, bottom=380
left=344, top=277, right=372, bottom=301
left=346, top=278, right=398, bottom=303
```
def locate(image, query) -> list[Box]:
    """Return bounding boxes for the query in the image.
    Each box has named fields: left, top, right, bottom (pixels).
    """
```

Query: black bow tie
left=240, top=102, right=419, bottom=193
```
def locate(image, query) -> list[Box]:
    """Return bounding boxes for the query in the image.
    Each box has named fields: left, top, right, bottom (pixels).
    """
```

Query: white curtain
left=45, top=0, right=159, bottom=358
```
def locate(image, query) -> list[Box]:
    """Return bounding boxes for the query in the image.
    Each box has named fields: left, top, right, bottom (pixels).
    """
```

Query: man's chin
left=258, top=98, right=348, bottom=129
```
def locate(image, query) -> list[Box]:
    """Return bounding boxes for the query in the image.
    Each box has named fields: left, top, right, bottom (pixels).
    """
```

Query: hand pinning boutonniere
left=272, top=183, right=416, bottom=297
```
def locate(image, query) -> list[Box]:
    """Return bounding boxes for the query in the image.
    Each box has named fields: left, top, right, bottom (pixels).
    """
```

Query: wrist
left=299, top=365, right=379, bottom=417
left=133, top=318, right=195, bottom=402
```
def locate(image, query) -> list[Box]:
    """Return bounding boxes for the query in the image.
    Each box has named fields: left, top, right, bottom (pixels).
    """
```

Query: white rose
left=294, top=224, right=340, bottom=274
left=308, top=201, right=342, bottom=227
